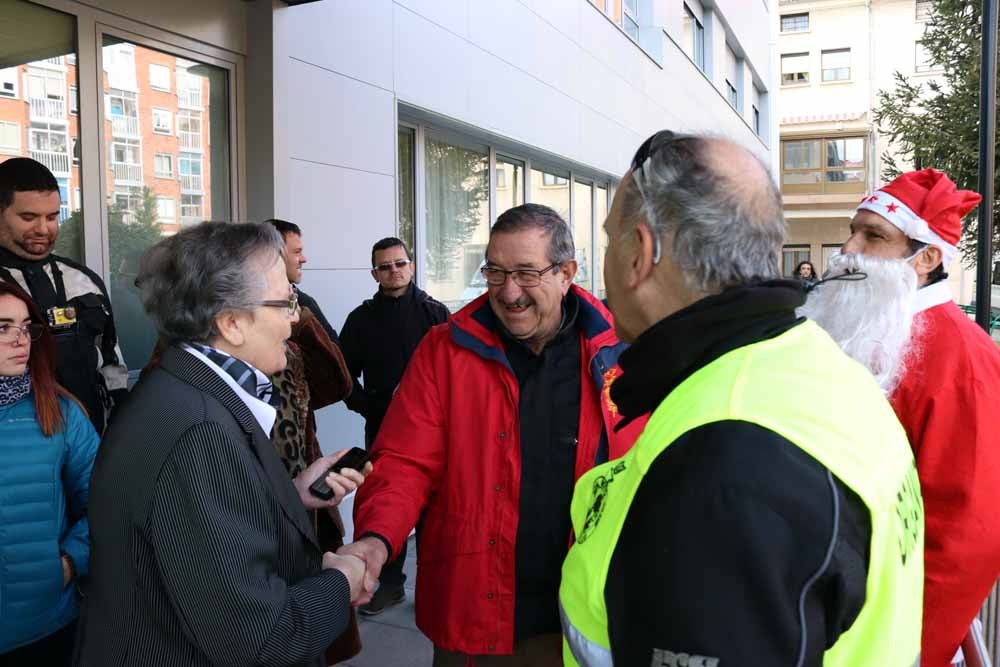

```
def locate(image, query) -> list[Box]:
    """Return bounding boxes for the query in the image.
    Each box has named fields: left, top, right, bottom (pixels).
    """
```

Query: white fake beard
left=797, top=253, right=921, bottom=396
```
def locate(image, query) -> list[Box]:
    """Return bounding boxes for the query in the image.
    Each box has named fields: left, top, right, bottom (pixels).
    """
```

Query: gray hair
left=624, top=131, right=785, bottom=293
left=137, top=221, right=285, bottom=344
left=490, top=203, right=575, bottom=264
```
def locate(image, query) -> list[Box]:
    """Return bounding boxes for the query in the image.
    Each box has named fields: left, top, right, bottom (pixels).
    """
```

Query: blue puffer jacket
left=0, top=393, right=98, bottom=653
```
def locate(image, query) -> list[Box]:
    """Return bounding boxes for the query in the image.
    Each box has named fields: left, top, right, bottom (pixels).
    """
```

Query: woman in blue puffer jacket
left=0, top=280, right=98, bottom=665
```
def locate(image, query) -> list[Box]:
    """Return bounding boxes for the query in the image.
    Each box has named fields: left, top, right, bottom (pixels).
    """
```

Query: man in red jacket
left=801, top=168, right=1000, bottom=666
left=340, top=203, right=644, bottom=664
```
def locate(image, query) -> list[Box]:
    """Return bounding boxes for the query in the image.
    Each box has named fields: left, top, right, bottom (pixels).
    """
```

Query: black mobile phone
left=308, top=447, right=370, bottom=501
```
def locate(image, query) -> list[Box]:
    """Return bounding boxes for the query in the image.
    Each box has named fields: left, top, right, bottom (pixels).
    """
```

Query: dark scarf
left=0, top=370, right=32, bottom=406
left=187, top=343, right=280, bottom=407
left=611, top=281, right=805, bottom=428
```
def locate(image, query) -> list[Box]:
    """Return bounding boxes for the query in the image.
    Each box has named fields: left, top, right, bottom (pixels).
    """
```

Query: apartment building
left=0, top=43, right=213, bottom=241
left=776, top=0, right=977, bottom=299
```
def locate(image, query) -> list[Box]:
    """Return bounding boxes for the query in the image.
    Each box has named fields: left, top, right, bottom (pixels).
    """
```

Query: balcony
left=30, top=97, right=66, bottom=121
left=180, top=173, right=203, bottom=192
left=111, top=162, right=142, bottom=185
left=110, top=115, right=140, bottom=138
left=178, top=88, right=202, bottom=109
left=179, top=132, right=201, bottom=151
left=30, top=149, right=70, bottom=175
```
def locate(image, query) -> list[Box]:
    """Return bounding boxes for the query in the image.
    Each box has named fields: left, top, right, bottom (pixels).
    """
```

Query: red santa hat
left=855, top=168, right=981, bottom=268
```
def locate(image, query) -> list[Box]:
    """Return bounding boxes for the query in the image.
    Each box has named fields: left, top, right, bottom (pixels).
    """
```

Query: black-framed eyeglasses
left=481, top=263, right=561, bottom=287
left=256, top=292, right=299, bottom=317
left=0, top=322, right=45, bottom=343
left=374, top=259, right=412, bottom=273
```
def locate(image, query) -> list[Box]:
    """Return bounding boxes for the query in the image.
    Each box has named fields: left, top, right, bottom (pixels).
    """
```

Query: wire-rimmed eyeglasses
left=0, top=322, right=45, bottom=343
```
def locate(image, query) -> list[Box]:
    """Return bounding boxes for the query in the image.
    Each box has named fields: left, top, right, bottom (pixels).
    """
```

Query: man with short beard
left=801, top=168, right=1000, bottom=667
left=0, top=157, right=127, bottom=434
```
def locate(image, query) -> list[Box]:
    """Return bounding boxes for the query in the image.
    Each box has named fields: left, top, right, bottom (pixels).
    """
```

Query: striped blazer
left=74, top=345, right=352, bottom=667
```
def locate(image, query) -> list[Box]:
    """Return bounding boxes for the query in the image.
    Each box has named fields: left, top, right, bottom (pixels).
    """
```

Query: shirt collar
left=181, top=344, right=276, bottom=435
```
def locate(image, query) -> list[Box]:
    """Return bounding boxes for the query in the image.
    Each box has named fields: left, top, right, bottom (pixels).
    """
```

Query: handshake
left=324, top=537, right=390, bottom=606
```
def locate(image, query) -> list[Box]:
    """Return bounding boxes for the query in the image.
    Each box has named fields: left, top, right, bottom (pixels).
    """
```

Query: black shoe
left=359, top=586, right=406, bottom=616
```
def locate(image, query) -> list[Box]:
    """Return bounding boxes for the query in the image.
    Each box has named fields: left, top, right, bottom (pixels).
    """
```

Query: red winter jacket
left=353, top=286, right=645, bottom=655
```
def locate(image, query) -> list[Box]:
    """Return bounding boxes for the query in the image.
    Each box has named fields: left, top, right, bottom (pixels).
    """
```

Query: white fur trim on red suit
left=912, top=280, right=953, bottom=314
left=856, top=191, right=958, bottom=267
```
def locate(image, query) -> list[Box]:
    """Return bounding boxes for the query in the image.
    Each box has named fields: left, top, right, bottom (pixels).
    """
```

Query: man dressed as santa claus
left=801, top=168, right=1000, bottom=667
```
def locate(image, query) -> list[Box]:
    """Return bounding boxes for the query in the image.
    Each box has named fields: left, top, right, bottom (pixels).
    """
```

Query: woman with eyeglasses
left=0, top=281, right=99, bottom=666
left=76, top=222, right=373, bottom=667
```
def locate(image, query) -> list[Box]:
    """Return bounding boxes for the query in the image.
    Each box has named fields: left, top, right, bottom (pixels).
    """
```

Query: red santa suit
left=890, top=281, right=1000, bottom=667
left=858, top=169, right=1000, bottom=666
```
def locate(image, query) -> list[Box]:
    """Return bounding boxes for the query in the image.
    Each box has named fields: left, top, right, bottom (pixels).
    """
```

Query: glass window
left=753, top=105, right=761, bottom=135
left=822, top=49, right=851, bottom=82
left=156, top=196, right=176, bottom=223
left=0, top=121, right=20, bottom=154
left=781, top=52, right=810, bottom=85
left=154, top=152, right=173, bottom=178
left=782, top=136, right=866, bottom=193
left=916, top=0, right=932, bottom=21
left=595, top=184, right=609, bottom=299
left=915, top=41, right=937, bottom=73
left=103, top=35, right=230, bottom=370
left=177, top=109, right=202, bottom=151
left=725, top=45, right=740, bottom=110
left=573, top=180, right=593, bottom=289
left=780, top=13, right=809, bottom=33
left=424, top=136, right=489, bottom=311
left=622, top=0, right=639, bottom=41
left=0, top=68, right=18, bottom=98
left=531, top=168, right=570, bottom=223
left=398, top=126, right=415, bottom=253
left=782, top=246, right=810, bottom=278
left=69, top=85, right=77, bottom=114
left=682, top=4, right=705, bottom=70
left=149, top=63, right=171, bottom=91
left=495, top=156, right=524, bottom=218
left=176, top=66, right=203, bottom=108
left=152, top=107, right=171, bottom=134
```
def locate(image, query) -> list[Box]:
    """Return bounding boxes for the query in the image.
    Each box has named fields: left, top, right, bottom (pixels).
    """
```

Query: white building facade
left=776, top=0, right=979, bottom=301
left=0, top=0, right=775, bottom=445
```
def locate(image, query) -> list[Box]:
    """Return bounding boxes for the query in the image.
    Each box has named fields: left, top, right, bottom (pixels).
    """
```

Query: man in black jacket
left=265, top=218, right=340, bottom=345
left=340, top=236, right=449, bottom=615
left=558, top=131, right=921, bottom=666
left=0, top=157, right=127, bottom=434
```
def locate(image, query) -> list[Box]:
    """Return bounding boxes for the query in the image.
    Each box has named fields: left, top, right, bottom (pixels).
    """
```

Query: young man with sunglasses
left=339, top=236, right=449, bottom=615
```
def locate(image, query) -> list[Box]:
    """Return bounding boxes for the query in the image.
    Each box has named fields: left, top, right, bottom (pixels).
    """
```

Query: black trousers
left=0, top=621, right=76, bottom=667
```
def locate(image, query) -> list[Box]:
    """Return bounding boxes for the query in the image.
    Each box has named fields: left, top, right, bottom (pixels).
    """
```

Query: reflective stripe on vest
left=559, top=321, right=923, bottom=667
left=560, top=601, right=611, bottom=667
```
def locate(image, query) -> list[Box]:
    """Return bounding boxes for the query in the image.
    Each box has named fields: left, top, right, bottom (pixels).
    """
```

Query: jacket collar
left=611, top=281, right=805, bottom=428
left=450, top=284, right=619, bottom=374
left=158, top=345, right=319, bottom=549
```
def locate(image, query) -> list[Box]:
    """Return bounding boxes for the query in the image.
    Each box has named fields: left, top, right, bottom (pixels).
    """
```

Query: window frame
left=780, top=13, right=809, bottom=33
left=0, top=120, right=21, bottom=154
left=781, top=52, right=810, bottom=86
left=398, top=116, right=614, bottom=298
left=154, top=151, right=174, bottom=178
left=151, top=106, right=172, bottom=134
left=821, top=48, right=851, bottom=83
left=780, top=134, right=868, bottom=195
left=155, top=195, right=176, bottom=223
left=148, top=62, right=170, bottom=91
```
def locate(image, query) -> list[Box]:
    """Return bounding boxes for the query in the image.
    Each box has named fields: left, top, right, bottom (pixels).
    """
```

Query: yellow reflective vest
left=559, top=321, right=923, bottom=666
